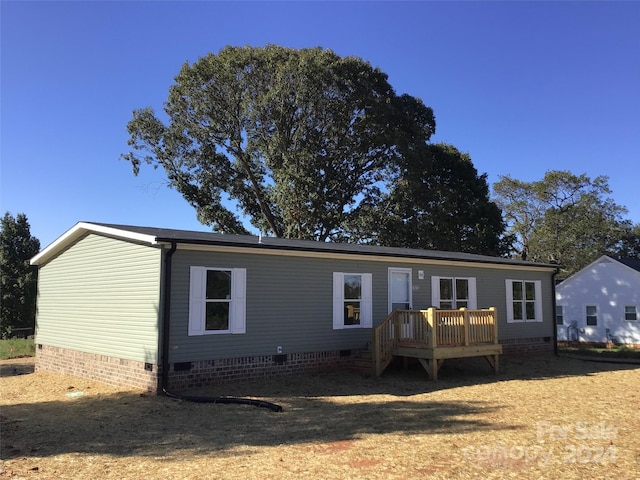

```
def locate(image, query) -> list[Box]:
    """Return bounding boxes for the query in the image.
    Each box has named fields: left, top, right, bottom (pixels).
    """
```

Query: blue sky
left=2, top=1, right=639, bottom=248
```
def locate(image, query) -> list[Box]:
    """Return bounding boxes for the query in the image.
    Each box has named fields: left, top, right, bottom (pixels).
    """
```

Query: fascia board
left=30, top=222, right=158, bottom=266
left=169, top=242, right=558, bottom=273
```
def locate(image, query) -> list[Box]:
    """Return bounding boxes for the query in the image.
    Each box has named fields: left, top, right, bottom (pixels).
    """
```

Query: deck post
left=393, top=313, right=401, bottom=343
left=490, top=307, right=498, bottom=344
left=372, top=328, right=380, bottom=376
left=461, top=307, right=469, bottom=346
left=427, top=307, right=437, bottom=348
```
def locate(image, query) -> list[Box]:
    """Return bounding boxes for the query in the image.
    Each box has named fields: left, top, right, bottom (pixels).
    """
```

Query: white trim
left=431, top=276, right=440, bottom=308
left=361, top=273, right=373, bottom=328
left=188, top=266, right=246, bottom=335
left=388, top=268, right=412, bottom=313
left=506, top=279, right=543, bottom=323
left=188, top=266, right=206, bottom=335
left=333, top=273, right=345, bottom=330
left=332, top=272, right=373, bottom=330
left=431, top=276, right=477, bottom=309
left=467, top=278, right=477, bottom=309
left=534, top=281, right=543, bottom=322
left=231, top=268, right=247, bottom=334
left=32, top=222, right=557, bottom=273
left=31, top=222, right=157, bottom=265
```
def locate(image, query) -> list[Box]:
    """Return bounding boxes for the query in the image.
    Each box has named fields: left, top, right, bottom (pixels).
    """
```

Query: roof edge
left=558, top=255, right=640, bottom=286
left=31, top=221, right=560, bottom=271
left=157, top=235, right=558, bottom=270
left=30, top=222, right=158, bottom=266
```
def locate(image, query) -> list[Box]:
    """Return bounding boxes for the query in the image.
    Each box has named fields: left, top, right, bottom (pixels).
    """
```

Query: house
left=31, top=222, right=559, bottom=392
left=556, top=255, right=640, bottom=347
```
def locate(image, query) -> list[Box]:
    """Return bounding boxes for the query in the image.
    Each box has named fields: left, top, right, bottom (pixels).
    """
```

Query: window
left=431, top=277, right=477, bottom=309
left=505, top=280, right=542, bottom=323
left=625, top=306, right=638, bottom=321
left=189, top=267, right=246, bottom=335
left=556, top=305, right=564, bottom=325
left=586, top=306, right=597, bottom=326
left=333, top=272, right=372, bottom=329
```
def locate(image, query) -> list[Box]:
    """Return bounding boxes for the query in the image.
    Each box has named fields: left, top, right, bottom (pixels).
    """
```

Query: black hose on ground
left=162, top=388, right=284, bottom=412
left=159, top=242, right=283, bottom=412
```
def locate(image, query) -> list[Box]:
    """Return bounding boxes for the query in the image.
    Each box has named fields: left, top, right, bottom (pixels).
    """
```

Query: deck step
left=350, top=349, right=374, bottom=376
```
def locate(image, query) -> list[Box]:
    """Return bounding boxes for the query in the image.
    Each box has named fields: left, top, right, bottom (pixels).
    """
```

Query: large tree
left=609, top=221, right=640, bottom=259
left=494, top=171, right=630, bottom=276
left=122, top=45, right=435, bottom=241
left=0, top=212, right=40, bottom=337
left=345, top=143, right=510, bottom=255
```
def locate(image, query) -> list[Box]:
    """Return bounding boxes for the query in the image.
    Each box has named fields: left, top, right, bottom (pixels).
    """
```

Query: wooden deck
left=372, top=308, right=502, bottom=380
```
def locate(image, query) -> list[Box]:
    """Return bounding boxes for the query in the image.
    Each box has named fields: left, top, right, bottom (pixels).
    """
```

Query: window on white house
left=586, top=305, right=597, bottom=326
left=189, top=267, right=246, bottom=335
left=431, top=277, right=477, bottom=309
left=505, top=280, right=542, bottom=323
left=556, top=305, right=564, bottom=325
left=333, top=272, right=372, bottom=329
left=624, top=306, right=638, bottom=321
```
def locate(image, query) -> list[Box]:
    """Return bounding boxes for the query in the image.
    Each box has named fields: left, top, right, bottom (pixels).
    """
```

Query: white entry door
left=388, top=268, right=412, bottom=313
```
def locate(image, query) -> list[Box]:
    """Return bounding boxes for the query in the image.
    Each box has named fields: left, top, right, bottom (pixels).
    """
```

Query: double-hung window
left=333, top=273, right=372, bottom=329
left=556, top=305, right=564, bottom=325
left=586, top=305, right=598, bottom=326
left=624, top=306, right=638, bottom=321
left=189, top=267, right=246, bottom=335
left=431, top=277, right=477, bottom=309
left=505, top=279, right=542, bottom=323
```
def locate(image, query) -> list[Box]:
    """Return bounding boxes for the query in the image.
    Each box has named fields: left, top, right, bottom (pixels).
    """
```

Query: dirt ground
left=1, top=354, right=639, bottom=479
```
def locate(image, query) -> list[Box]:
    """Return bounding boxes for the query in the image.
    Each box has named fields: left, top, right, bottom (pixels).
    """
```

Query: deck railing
left=372, top=307, right=498, bottom=376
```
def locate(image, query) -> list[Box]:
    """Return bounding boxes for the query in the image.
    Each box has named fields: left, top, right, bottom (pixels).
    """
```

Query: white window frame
left=556, top=305, right=564, bottom=325
left=188, top=266, right=246, bottom=335
left=505, top=279, right=543, bottom=323
left=333, top=272, right=372, bottom=330
left=431, top=276, right=477, bottom=309
left=586, top=305, right=598, bottom=326
left=624, top=305, right=638, bottom=322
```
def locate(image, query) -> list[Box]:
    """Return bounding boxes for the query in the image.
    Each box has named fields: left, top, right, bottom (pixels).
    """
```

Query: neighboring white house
left=556, top=256, right=640, bottom=346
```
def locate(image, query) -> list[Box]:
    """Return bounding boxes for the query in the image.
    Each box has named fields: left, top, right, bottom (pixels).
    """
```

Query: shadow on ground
left=0, top=358, right=35, bottom=377
left=1, top=354, right=637, bottom=461
left=1, top=389, right=510, bottom=460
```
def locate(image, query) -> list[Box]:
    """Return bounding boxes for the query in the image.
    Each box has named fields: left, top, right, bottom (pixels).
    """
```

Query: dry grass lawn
left=1, top=354, right=639, bottom=479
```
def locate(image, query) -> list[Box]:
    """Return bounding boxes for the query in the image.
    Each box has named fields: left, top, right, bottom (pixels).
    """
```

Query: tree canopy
left=123, top=45, right=435, bottom=241
left=346, top=143, right=510, bottom=256
left=493, top=170, right=631, bottom=276
left=0, top=212, right=40, bottom=337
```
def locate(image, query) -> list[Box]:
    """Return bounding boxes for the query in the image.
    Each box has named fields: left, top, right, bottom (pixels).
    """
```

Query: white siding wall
left=35, top=234, right=162, bottom=363
left=556, top=259, right=640, bottom=344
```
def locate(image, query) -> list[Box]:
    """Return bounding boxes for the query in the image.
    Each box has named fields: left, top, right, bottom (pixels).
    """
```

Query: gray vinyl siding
left=416, top=264, right=554, bottom=341
left=35, top=234, right=162, bottom=363
left=168, top=249, right=554, bottom=362
left=169, top=250, right=379, bottom=362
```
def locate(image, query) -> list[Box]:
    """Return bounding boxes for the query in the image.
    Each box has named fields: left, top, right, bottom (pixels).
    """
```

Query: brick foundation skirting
left=500, top=337, right=555, bottom=355
left=167, top=349, right=359, bottom=391
left=36, top=345, right=159, bottom=392
left=35, top=344, right=360, bottom=393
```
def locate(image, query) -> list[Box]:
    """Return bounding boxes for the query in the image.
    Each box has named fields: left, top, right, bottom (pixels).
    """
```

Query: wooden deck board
left=394, top=343, right=502, bottom=360
left=373, top=308, right=502, bottom=379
